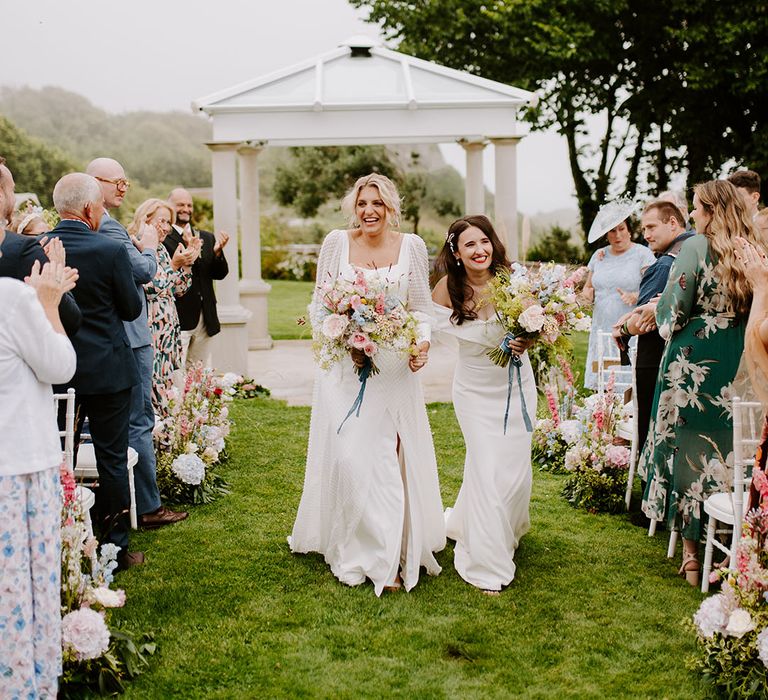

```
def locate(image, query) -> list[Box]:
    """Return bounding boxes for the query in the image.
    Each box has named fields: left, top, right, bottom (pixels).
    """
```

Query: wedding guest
left=728, top=169, right=761, bottom=220
left=581, top=198, right=655, bottom=389
left=11, top=206, right=51, bottom=235
left=0, top=156, right=81, bottom=336
left=639, top=180, right=765, bottom=586
left=47, top=172, right=144, bottom=570
left=290, top=173, right=445, bottom=595
left=126, top=199, right=196, bottom=418
left=432, top=215, right=536, bottom=594
left=0, top=244, right=77, bottom=699
left=88, top=159, right=186, bottom=529
left=166, top=188, right=229, bottom=368
left=612, top=200, right=693, bottom=523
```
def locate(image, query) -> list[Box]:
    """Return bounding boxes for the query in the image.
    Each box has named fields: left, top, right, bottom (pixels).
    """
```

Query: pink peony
left=518, top=304, right=546, bottom=332
left=321, top=314, right=349, bottom=340
left=605, top=444, right=630, bottom=468
left=62, top=608, right=111, bottom=660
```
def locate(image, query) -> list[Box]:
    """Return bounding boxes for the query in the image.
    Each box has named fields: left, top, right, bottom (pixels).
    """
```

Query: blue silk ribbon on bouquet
left=499, top=332, right=533, bottom=435
left=337, top=359, right=373, bottom=433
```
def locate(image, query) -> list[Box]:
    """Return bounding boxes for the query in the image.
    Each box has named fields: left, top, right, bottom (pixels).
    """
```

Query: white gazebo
left=193, top=36, right=534, bottom=374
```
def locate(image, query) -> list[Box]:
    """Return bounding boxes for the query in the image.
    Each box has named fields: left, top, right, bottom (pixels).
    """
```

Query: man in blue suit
left=48, top=173, right=143, bottom=569
left=87, top=158, right=187, bottom=529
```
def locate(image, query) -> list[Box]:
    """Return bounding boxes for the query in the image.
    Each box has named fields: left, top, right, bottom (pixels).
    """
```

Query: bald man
left=87, top=158, right=187, bottom=530
left=166, top=188, right=229, bottom=367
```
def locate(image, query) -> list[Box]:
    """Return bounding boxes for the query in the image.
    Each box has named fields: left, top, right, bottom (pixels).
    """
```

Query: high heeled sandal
left=678, top=550, right=701, bottom=587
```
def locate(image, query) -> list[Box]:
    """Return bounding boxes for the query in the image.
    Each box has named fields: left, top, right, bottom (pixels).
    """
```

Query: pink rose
left=348, top=332, right=369, bottom=349
left=362, top=341, right=377, bottom=357
left=350, top=295, right=363, bottom=311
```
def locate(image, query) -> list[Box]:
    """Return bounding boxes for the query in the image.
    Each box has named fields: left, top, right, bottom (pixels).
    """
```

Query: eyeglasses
left=94, top=176, right=130, bottom=191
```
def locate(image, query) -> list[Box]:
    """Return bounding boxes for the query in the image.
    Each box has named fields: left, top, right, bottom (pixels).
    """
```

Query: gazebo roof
left=194, top=36, right=534, bottom=146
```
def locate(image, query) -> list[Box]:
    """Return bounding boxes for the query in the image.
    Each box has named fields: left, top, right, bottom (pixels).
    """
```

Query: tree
left=0, top=115, right=78, bottom=206
left=526, top=226, right=584, bottom=264
left=350, top=0, right=767, bottom=246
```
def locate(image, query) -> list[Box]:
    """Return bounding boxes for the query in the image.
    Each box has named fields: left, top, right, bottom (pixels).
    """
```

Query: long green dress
left=639, top=234, right=747, bottom=540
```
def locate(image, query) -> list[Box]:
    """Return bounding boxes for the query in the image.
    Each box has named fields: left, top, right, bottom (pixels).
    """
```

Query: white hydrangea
left=171, top=453, right=206, bottom=485
left=756, top=628, right=768, bottom=667
left=693, top=594, right=729, bottom=638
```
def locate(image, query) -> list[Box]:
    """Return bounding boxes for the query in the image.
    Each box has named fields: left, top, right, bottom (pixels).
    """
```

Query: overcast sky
left=2, top=0, right=577, bottom=215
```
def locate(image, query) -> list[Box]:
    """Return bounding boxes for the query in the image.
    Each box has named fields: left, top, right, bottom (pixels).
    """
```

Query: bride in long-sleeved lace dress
left=289, top=174, right=445, bottom=596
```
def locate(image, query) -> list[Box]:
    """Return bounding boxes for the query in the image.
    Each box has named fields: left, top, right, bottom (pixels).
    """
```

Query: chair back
left=53, top=388, right=76, bottom=470
left=596, top=330, right=633, bottom=395
left=731, top=396, right=764, bottom=562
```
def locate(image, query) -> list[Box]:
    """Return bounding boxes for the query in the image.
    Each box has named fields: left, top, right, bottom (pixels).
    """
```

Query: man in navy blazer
left=87, top=158, right=187, bottom=530
left=0, top=157, right=81, bottom=335
left=48, top=172, right=143, bottom=569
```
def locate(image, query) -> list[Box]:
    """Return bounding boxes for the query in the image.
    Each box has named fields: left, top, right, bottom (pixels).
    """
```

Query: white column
left=459, top=138, right=486, bottom=215
left=207, top=142, right=251, bottom=375
left=238, top=142, right=273, bottom=350
left=491, top=136, right=523, bottom=261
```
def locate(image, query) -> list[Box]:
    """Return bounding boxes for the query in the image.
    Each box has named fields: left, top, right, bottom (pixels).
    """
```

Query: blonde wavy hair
left=694, top=179, right=763, bottom=317
left=127, top=198, right=176, bottom=236
left=340, top=173, right=401, bottom=228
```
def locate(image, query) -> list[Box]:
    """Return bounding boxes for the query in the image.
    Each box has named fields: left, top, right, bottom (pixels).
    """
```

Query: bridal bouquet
left=313, top=270, right=419, bottom=431
left=313, top=269, right=419, bottom=373
left=486, top=262, right=591, bottom=368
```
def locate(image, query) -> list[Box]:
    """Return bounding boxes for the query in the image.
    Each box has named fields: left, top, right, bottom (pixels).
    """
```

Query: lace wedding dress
left=434, top=304, right=536, bottom=591
left=290, top=230, right=445, bottom=595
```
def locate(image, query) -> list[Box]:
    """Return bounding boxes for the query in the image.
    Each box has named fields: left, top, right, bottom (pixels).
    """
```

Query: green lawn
left=267, top=279, right=314, bottom=340
left=115, top=398, right=706, bottom=699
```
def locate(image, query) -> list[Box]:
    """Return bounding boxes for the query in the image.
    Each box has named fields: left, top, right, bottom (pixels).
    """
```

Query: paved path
left=248, top=336, right=458, bottom=406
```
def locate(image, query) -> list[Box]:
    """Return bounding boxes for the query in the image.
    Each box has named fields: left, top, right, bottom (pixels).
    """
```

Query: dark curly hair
left=433, top=214, right=510, bottom=325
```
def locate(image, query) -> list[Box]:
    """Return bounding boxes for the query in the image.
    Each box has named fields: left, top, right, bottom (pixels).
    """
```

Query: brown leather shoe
left=116, top=551, right=145, bottom=572
left=139, top=506, right=189, bottom=530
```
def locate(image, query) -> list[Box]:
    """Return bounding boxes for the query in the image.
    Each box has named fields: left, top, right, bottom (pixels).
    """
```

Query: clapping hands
left=131, top=223, right=159, bottom=252
left=213, top=230, right=230, bottom=255
left=171, top=239, right=201, bottom=270
left=25, top=259, right=78, bottom=309
left=735, top=237, right=768, bottom=292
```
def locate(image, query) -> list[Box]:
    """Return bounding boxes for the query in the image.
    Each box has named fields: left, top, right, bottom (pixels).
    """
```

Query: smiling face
left=148, top=205, right=173, bottom=241
left=691, top=194, right=712, bottom=234
left=355, top=185, right=388, bottom=236
left=454, top=225, right=494, bottom=272
left=606, top=219, right=631, bottom=250
left=169, top=188, right=193, bottom=226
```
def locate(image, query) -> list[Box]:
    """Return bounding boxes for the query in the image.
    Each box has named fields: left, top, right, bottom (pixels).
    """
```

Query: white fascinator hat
left=587, top=196, right=639, bottom=244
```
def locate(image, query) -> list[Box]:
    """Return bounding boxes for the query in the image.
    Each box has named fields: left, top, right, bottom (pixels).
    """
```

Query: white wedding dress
left=434, top=304, right=537, bottom=591
left=290, top=230, right=445, bottom=596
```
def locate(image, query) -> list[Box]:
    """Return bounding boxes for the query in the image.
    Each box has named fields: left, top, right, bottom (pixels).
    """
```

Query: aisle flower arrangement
left=561, top=374, right=631, bottom=513
left=154, top=363, right=234, bottom=504
left=532, top=358, right=582, bottom=473
left=59, top=466, right=155, bottom=696
left=690, top=502, right=768, bottom=698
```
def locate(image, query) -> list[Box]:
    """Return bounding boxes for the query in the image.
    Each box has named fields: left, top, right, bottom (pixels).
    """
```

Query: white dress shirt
left=0, top=278, right=77, bottom=476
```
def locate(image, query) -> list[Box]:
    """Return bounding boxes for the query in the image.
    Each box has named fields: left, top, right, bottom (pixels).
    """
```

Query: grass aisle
left=116, top=399, right=705, bottom=699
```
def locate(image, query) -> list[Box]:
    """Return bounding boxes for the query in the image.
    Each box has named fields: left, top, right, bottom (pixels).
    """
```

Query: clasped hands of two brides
left=350, top=341, right=431, bottom=372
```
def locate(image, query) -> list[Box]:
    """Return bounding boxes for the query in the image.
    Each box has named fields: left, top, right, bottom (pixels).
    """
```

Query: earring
left=456, top=258, right=462, bottom=267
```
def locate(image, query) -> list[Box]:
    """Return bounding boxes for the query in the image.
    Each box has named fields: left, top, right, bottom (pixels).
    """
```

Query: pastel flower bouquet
left=486, top=262, right=591, bottom=368
left=154, top=363, right=233, bottom=504
left=690, top=505, right=768, bottom=698
left=561, top=374, right=632, bottom=513
left=59, top=466, right=155, bottom=696
left=485, top=262, right=590, bottom=433
left=532, top=358, right=582, bottom=473
left=312, top=270, right=419, bottom=430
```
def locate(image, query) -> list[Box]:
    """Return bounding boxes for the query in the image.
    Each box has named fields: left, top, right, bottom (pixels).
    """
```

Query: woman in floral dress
left=639, top=180, right=765, bottom=586
left=127, top=199, right=198, bottom=417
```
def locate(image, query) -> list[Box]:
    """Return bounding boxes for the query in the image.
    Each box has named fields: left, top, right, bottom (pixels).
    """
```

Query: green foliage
left=0, top=114, right=78, bottom=206
left=60, top=627, right=156, bottom=699
left=526, top=226, right=585, bottom=264
left=351, top=0, right=768, bottom=247
left=191, top=196, right=214, bottom=232
left=273, top=145, right=399, bottom=218
left=562, top=468, right=628, bottom=514
left=0, top=86, right=212, bottom=191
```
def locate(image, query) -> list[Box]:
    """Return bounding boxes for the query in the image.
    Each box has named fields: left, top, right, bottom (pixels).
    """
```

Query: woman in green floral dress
left=638, top=179, right=764, bottom=586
